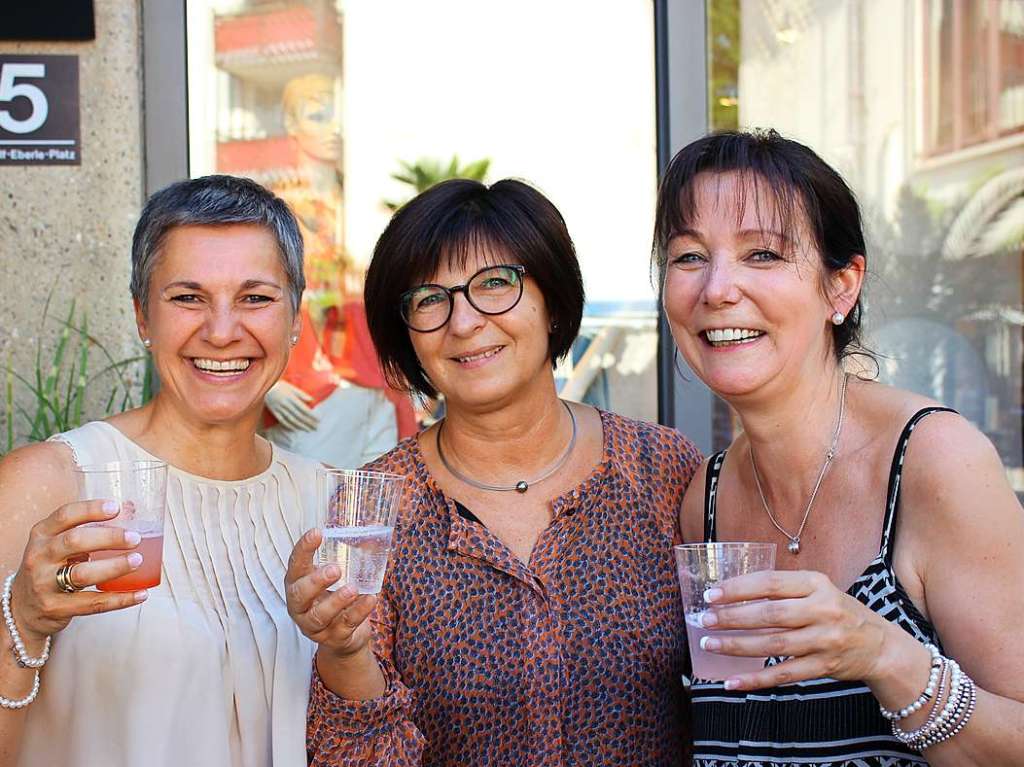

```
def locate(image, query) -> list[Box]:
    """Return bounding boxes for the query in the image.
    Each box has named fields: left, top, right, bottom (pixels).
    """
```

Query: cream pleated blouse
left=18, top=421, right=318, bottom=767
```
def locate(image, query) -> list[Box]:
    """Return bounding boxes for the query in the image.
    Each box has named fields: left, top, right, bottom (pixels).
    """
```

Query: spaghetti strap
left=702, top=450, right=728, bottom=542
left=879, top=406, right=958, bottom=567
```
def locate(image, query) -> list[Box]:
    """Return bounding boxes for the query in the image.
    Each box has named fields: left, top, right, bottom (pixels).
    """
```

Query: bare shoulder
left=0, top=439, right=77, bottom=497
left=0, top=440, right=78, bottom=571
left=897, top=405, right=1007, bottom=511
left=873, top=389, right=1024, bottom=697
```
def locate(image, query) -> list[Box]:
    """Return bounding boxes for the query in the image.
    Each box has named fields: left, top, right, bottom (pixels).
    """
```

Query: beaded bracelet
left=879, top=642, right=942, bottom=722
left=1, top=572, right=48, bottom=709
left=0, top=669, right=41, bottom=709
left=892, top=657, right=977, bottom=751
left=2, top=572, right=51, bottom=669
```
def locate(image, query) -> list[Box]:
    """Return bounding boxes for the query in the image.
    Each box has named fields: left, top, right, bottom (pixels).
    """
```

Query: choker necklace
left=750, top=374, right=848, bottom=555
left=436, top=400, right=577, bottom=493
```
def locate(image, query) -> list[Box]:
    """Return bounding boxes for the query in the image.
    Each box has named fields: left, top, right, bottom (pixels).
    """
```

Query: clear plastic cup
left=317, top=469, right=405, bottom=594
left=75, top=460, right=168, bottom=592
left=674, top=542, right=777, bottom=681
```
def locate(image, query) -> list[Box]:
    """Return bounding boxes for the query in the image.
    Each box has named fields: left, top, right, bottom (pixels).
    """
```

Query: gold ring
left=55, top=563, right=83, bottom=593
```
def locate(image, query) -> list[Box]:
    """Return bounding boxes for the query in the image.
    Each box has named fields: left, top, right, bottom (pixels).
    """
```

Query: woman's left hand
left=699, top=569, right=894, bottom=690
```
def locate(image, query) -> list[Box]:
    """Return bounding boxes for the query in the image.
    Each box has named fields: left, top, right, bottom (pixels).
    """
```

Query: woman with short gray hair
left=0, top=175, right=319, bottom=766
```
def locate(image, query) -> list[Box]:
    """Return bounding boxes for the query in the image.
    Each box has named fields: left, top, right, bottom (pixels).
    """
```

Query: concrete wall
left=0, top=1, right=146, bottom=452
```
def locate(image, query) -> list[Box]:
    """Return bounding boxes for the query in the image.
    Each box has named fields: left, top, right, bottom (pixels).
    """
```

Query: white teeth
left=704, top=328, right=764, bottom=345
left=192, top=358, right=251, bottom=373
left=455, top=348, right=501, bottom=363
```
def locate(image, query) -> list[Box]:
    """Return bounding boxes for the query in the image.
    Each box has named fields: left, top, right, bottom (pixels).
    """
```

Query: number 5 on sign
left=0, top=63, right=49, bottom=134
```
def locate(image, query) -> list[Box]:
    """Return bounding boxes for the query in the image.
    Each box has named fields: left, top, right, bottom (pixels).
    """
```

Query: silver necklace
left=750, top=374, right=848, bottom=555
left=436, top=400, right=577, bottom=493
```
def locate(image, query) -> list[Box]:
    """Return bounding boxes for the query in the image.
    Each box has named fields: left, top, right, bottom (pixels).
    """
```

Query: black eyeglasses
left=399, top=264, right=527, bottom=333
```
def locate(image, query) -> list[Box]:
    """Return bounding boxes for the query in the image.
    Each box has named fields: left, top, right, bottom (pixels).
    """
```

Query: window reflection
left=187, top=0, right=662, bottom=463
left=708, top=0, right=1024, bottom=488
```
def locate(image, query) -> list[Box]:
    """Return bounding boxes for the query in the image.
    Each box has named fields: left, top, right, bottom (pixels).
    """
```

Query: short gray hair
left=131, top=175, right=305, bottom=314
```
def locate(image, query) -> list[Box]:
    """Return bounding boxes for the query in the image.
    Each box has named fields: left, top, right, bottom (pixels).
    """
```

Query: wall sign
left=2, top=1, right=95, bottom=42
left=0, top=56, right=81, bottom=166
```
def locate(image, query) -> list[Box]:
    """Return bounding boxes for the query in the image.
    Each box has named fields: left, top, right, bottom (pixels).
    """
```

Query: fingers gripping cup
left=317, top=469, right=405, bottom=594
left=674, top=542, right=776, bottom=681
left=76, top=460, right=168, bottom=592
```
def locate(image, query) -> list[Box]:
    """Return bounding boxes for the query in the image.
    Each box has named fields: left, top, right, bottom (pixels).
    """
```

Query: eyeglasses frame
left=398, top=263, right=528, bottom=333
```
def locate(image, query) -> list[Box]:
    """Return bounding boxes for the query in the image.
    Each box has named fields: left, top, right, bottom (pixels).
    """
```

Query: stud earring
left=142, top=338, right=152, bottom=348
left=831, top=311, right=845, bottom=326
left=290, top=335, right=299, bottom=346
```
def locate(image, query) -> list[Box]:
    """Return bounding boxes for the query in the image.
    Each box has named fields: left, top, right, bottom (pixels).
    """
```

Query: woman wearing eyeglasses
left=284, top=178, right=702, bottom=766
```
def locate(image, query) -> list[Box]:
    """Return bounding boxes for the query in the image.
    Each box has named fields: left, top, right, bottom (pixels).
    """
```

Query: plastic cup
left=673, top=542, right=777, bottom=681
left=317, top=469, right=405, bottom=594
left=75, top=460, right=168, bottom=592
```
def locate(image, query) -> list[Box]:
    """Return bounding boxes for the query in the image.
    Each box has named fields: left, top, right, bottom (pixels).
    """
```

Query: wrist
left=318, top=641, right=375, bottom=668
left=315, top=643, right=387, bottom=701
left=867, top=629, right=935, bottom=711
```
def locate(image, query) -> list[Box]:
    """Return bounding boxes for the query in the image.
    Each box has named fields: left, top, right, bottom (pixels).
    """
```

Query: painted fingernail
left=700, top=636, right=721, bottom=651
left=127, top=552, right=143, bottom=569
left=102, top=500, right=118, bottom=515
left=324, top=565, right=340, bottom=581
left=723, top=678, right=741, bottom=690
left=124, top=530, right=141, bottom=546
left=701, top=610, right=718, bottom=628
left=704, top=587, right=724, bottom=603
left=134, top=590, right=149, bottom=603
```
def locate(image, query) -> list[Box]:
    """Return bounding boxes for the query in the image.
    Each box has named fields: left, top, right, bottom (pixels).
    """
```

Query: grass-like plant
left=2, top=293, right=149, bottom=456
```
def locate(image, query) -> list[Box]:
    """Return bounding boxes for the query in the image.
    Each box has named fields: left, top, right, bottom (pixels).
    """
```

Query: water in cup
left=319, top=524, right=395, bottom=594
left=317, top=469, right=404, bottom=594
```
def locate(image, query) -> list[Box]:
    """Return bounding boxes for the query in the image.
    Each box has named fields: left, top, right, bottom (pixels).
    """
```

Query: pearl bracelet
left=879, top=642, right=942, bottom=722
left=892, top=656, right=977, bottom=751
left=2, top=572, right=51, bottom=669
left=0, top=669, right=41, bottom=709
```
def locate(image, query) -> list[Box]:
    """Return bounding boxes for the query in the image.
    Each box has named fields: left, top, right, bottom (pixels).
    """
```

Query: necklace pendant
left=515, top=481, right=529, bottom=493
left=787, top=539, right=801, bottom=555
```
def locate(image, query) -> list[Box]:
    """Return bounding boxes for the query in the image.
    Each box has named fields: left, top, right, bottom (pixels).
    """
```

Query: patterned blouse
left=307, top=409, right=702, bottom=766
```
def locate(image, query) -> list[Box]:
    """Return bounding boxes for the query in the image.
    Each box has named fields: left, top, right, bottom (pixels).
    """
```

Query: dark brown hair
left=364, top=178, right=585, bottom=398
left=653, top=129, right=867, bottom=360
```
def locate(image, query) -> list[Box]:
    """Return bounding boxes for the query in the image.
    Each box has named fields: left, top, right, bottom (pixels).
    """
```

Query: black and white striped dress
left=691, top=407, right=955, bottom=767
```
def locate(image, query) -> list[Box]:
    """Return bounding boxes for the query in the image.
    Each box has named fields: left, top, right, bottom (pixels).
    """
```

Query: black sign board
left=0, top=55, right=81, bottom=165
left=2, top=1, right=95, bottom=41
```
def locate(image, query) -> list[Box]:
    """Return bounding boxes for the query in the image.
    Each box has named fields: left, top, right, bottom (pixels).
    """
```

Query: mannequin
left=265, top=73, right=412, bottom=467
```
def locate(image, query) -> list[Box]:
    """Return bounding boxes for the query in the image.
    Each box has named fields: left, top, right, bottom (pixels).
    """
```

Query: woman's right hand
left=285, top=528, right=377, bottom=658
left=12, top=499, right=149, bottom=645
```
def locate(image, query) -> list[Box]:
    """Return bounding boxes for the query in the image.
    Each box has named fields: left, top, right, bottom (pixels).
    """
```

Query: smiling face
left=407, top=250, right=553, bottom=413
left=661, top=172, right=854, bottom=401
left=136, top=224, right=300, bottom=425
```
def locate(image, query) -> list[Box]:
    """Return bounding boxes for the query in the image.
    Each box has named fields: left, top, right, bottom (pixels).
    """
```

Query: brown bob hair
left=364, top=178, right=585, bottom=398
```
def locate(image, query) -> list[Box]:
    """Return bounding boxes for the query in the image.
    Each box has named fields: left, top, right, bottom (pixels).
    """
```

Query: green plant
left=2, top=293, right=148, bottom=457
left=383, top=155, right=491, bottom=212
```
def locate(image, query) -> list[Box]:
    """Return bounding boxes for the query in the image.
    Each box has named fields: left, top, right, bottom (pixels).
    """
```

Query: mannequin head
left=282, top=74, right=341, bottom=167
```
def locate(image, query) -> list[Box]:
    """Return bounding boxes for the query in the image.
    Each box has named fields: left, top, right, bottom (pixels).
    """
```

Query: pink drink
left=686, top=611, right=770, bottom=681
left=91, top=526, right=164, bottom=592
left=319, top=524, right=394, bottom=594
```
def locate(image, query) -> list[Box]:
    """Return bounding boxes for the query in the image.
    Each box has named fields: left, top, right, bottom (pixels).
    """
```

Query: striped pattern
left=693, top=407, right=955, bottom=767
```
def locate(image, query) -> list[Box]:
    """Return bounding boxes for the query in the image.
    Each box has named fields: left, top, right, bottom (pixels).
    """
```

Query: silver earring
left=142, top=339, right=152, bottom=348
left=290, top=335, right=299, bottom=346
left=831, top=311, right=845, bottom=326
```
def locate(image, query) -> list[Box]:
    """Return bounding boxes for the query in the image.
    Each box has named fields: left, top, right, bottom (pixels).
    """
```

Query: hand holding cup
left=285, top=528, right=377, bottom=658
left=11, top=499, right=150, bottom=647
